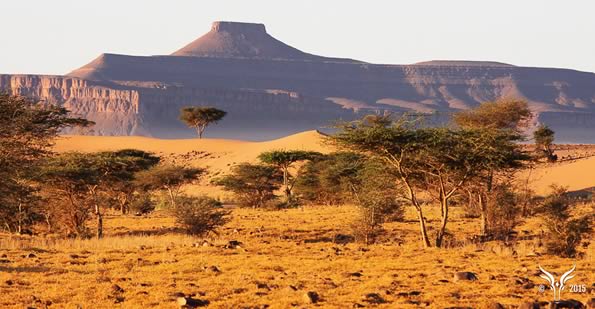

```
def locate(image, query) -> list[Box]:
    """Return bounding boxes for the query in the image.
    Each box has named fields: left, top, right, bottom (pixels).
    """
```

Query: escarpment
left=2, top=21, right=595, bottom=142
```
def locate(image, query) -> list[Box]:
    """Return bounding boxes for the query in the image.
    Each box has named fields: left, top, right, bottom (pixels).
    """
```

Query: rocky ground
left=0, top=205, right=593, bottom=308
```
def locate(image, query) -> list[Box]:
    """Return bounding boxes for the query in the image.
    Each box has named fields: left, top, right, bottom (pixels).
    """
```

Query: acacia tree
left=534, top=124, right=556, bottom=161
left=179, top=107, right=227, bottom=138
left=134, top=165, right=204, bottom=207
left=102, top=149, right=161, bottom=214
left=39, top=153, right=102, bottom=237
left=258, top=150, right=321, bottom=201
left=0, top=93, right=93, bottom=233
left=213, top=163, right=283, bottom=208
left=419, top=128, right=526, bottom=246
left=330, top=115, right=433, bottom=247
left=40, top=151, right=159, bottom=238
left=453, top=99, right=531, bottom=236
left=331, top=114, right=524, bottom=247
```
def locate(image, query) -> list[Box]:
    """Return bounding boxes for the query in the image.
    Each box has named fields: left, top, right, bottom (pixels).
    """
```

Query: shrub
left=354, top=160, right=404, bottom=223
left=485, top=184, right=521, bottom=240
left=351, top=208, right=385, bottom=245
left=351, top=160, right=404, bottom=244
left=294, top=152, right=362, bottom=205
left=129, top=192, right=155, bottom=215
left=171, top=196, right=230, bottom=236
left=213, top=163, right=282, bottom=208
left=541, top=186, right=593, bottom=257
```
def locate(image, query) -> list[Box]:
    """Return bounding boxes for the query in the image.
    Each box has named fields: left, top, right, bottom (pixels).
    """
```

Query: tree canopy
left=134, top=165, right=204, bottom=207
left=453, top=99, right=532, bottom=132
left=533, top=124, right=556, bottom=161
left=258, top=150, right=321, bottom=200
left=213, top=163, right=282, bottom=208
left=179, top=106, right=227, bottom=138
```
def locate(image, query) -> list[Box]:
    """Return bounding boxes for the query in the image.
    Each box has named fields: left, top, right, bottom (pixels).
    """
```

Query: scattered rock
left=304, top=291, right=320, bottom=304
left=193, top=241, right=210, bottom=247
left=111, top=284, right=124, bottom=294
left=224, top=240, right=243, bottom=249
left=1, top=254, right=7, bottom=258
left=362, top=293, right=386, bottom=304
left=27, top=253, right=36, bottom=258
left=204, top=265, right=221, bottom=274
left=353, top=303, right=365, bottom=308
left=550, top=299, right=585, bottom=309
left=177, top=297, right=209, bottom=308
left=5, top=280, right=14, bottom=286
left=345, top=271, right=363, bottom=278
left=333, top=234, right=354, bottom=244
left=487, top=302, right=505, bottom=309
left=232, top=288, right=247, bottom=294
left=256, top=282, right=270, bottom=290
left=453, top=272, right=478, bottom=282
left=518, top=302, right=540, bottom=309
left=396, top=290, right=421, bottom=297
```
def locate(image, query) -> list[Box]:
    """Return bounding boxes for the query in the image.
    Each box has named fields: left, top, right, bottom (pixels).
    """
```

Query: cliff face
left=0, top=75, right=145, bottom=136
left=3, top=21, right=595, bottom=142
left=0, top=74, right=355, bottom=139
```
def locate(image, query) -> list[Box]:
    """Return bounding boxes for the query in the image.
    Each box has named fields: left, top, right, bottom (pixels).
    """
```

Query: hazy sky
left=2, top=0, right=594, bottom=75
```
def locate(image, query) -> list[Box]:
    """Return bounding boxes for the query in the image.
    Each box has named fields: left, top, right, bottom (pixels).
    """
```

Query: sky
left=1, top=0, right=594, bottom=75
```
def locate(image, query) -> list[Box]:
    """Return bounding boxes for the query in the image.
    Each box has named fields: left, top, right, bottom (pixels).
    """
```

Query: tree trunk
left=283, top=167, right=291, bottom=201
left=435, top=194, right=449, bottom=248
left=119, top=194, right=128, bottom=215
left=90, top=186, right=103, bottom=239
left=402, top=176, right=431, bottom=248
left=167, top=187, right=176, bottom=208
left=414, top=206, right=431, bottom=248
left=479, top=193, right=488, bottom=236
left=17, top=202, right=23, bottom=235
left=95, top=203, right=103, bottom=239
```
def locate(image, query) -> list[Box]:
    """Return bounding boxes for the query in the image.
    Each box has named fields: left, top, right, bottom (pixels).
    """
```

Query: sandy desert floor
left=0, top=132, right=593, bottom=308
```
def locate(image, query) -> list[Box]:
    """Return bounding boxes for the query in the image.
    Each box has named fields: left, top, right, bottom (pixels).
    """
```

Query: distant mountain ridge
left=2, top=21, right=595, bottom=142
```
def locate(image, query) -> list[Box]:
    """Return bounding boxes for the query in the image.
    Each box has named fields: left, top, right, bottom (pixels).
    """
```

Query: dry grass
left=1, top=204, right=593, bottom=308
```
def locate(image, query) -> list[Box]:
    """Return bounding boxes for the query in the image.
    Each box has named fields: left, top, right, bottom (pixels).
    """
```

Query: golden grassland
left=1, top=204, right=593, bottom=308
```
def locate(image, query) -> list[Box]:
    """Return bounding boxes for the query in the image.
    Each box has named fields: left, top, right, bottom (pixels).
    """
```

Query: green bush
left=129, top=192, right=156, bottom=215
left=294, top=152, right=363, bottom=205
left=171, top=196, right=230, bottom=236
left=213, top=163, right=282, bottom=208
left=541, top=186, right=593, bottom=257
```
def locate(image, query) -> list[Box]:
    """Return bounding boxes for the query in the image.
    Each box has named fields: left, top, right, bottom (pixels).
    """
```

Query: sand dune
left=521, top=156, right=595, bottom=195
left=55, top=131, right=595, bottom=197
left=55, top=130, right=332, bottom=175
